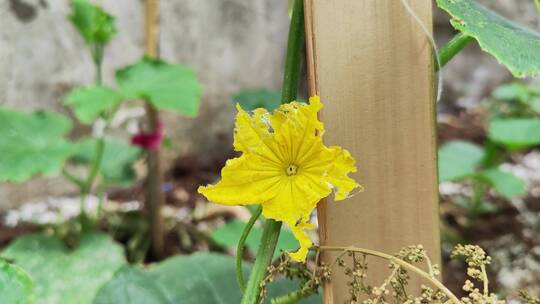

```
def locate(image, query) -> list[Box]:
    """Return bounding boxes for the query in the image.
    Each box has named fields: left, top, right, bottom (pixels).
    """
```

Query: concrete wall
left=0, top=0, right=288, bottom=209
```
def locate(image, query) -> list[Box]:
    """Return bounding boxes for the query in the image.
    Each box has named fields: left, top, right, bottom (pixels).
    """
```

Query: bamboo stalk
left=144, top=0, right=165, bottom=259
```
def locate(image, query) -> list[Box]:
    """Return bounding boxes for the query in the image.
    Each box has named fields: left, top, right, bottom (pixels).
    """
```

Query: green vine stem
left=237, top=206, right=262, bottom=292
left=240, top=0, right=305, bottom=303
left=436, top=32, right=474, bottom=71
left=241, top=219, right=283, bottom=304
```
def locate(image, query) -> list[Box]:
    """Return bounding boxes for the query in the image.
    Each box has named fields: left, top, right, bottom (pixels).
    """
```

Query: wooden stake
left=304, top=0, right=440, bottom=302
left=144, top=0, right=164, bottom=259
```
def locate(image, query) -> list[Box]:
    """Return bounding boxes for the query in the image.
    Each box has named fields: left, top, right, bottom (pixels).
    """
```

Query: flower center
left=286, top=164, right=298, bottom=176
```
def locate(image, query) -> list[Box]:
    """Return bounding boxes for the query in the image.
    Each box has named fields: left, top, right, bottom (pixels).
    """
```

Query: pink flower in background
left=131, top=122, right=164, bottom=150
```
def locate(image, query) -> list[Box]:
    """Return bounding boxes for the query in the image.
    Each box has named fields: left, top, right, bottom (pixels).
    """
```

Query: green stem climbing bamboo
left=435, top=32, right=474, bottom=71
left=240, top=0, right=305, bottom=303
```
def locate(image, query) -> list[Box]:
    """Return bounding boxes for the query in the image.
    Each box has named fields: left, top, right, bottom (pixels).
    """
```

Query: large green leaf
left=437, top=0, right=540, bottom=77
left=488, top=118, right=540, bottom=149
left=65, top=86, right=122, bottom=124
left=148, top=253, right=320, bottom=304
left=93, top=266, right=169, bottom=304
left=211, top=219, right=299, bottom=259
left=71, top=137, right=141, bottom=185
left=0, top=259, right=35, bottom=304
left=477, top=168, right=527, bottom=199
left=232, top=89, right=282, bottom=111
left=2, top=233, right=126, bottom=304
left=116, top=58, right=202, bottom=116
left=0, top=108, right=74, bottom=182
left=69, top=0, right=116, bottom=46
left=438, top=140, right=485, bottom=182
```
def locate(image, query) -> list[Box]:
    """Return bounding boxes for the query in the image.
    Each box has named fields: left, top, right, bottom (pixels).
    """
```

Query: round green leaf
left=437, top=0, right=540, bottom=78
left=0, top=108, right=74, bottom=182
left=64, top=86, right=122, bottom=124
left=116, top=58, right=202, bottom=116
left=147, top=253, right=320, bottom=304
left=438, top=140, right=485, bottom=182
left=488, top=118, right=540, bottom=149
left=94, top=266, right=169, bottom=304
left=0, top=259, right=35, bottom=304
left=2, top=233, right=126, bottom=304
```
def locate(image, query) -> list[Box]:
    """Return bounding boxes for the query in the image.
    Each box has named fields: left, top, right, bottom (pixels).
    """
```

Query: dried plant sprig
left=520, top=290, right=540, bottom=304
left=258, top=244, right=537, bottom=304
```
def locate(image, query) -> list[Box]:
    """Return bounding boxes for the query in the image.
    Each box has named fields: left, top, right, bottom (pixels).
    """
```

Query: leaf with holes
left=2, top=233, right=126, bottom=304
left=64, top=85, right=122, bottom=124
left=0, top=108, right=74, bottom=182
left=437, top=0, right=540, bottom=77
left=488, top=118, right=540, bottom=150
left=0, top=259, right=35, bottom=304
left=71, top=137, right=141, bottom=185
left=69, top=0, right=116, bottom=45
left=116, top=57, right=202, bottom=116
left=438, top=140, right=485, bottom=182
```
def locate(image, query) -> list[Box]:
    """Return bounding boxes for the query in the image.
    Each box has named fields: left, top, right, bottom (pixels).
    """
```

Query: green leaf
left=116, top=58, right=202, bottom=116
left=492, top=82, right=530, bottom=102
left=488, top=118, right=540, bottom=149
left=0, top=108, right=74, bottom=182
left=71, top=137, right=141, bottom=185
left=528, top=96, right=540, bottom=114
left=232, top=89, right=282, bottom=111
left=477, top=168, right=527, bottom=199
left=94, top=266, right=170, bottom=304
left=438, top=140, right=485, bottom=182
left=211, top=219, right=299, bottom=259
left=0, top=259, right=35, bottom=304
left=64, top=86, right=122, bottom=124
left=148, top=253, right=320, bottom=304
left=69, top=0, right=116, bottom=46
left=2, top=233, right=126, bottom=304
left=436, top=0, right=540, bottom=77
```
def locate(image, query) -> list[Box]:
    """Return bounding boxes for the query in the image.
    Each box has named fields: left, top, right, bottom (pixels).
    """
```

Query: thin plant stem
left=61, top=168, right=85, bottom=189
left=241, top=219, right=282, bottom=304
left=79, top=43, right=106, bottom=228
left=236, top=205, right=262, bottom=292
left=144, top=0, right=165, bottom=259
left=241, top=0, right=305, bottom=303
left=80, top=136, right=105, bottom=228
left=436, top=32, right=474, bottom=71
left=318, top=246, right=461, bottom=304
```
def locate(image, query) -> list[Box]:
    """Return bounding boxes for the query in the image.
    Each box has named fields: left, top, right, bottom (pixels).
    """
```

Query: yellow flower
left=198, top=96, right=361, bottom=261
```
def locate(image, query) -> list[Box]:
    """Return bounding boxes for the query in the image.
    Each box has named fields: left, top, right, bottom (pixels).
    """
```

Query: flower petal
left=288, top=221, right=316, bottom=262
left=233, top=105, right=284, bottom=165
left=303, top=146, right=362, bottom=201
left=198, top=154, right=282, bottom=205
left=271, top=97, right=325, bottom=163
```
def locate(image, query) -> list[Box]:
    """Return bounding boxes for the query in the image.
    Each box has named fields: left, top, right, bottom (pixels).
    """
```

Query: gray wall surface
left=0, top=0, right=289, bottom=209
